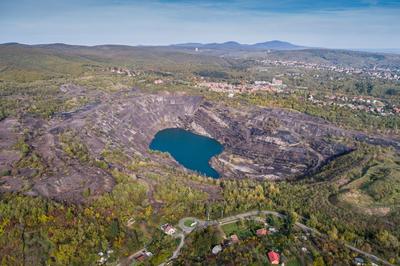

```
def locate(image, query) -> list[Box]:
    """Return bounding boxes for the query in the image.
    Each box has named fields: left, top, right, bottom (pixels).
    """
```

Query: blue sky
left=1, top=0, right=399, bottom=48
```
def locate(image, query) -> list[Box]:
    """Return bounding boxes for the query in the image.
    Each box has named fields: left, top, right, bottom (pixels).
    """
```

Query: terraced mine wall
left=1, top=87, right=399, bottom=203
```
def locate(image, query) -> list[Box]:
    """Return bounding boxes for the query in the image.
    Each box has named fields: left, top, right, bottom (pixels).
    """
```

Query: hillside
left=2, top=43, right=400, bottom=84
left=0, top=43, right=234, bottom=82
left=0, top=42, right=399, bottom=265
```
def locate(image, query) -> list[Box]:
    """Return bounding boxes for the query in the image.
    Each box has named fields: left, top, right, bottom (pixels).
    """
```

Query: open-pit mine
left=1, top=85, right=399, bottom=203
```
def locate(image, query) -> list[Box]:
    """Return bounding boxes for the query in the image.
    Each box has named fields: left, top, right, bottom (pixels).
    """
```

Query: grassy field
left=286, top=258, right=302, bottom=266
left=221, top=222, right=241, bottom=236
left=334, top=148, right=400, bottom=215
left=184, top=219, right=195, bottom=227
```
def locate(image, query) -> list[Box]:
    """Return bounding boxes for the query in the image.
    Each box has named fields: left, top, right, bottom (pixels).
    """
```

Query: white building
left=212, top=245, right=222, bottom=255
left=161, top=223, right=176, bottom=235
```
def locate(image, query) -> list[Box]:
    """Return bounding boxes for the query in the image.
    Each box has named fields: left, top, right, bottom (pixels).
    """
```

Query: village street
left=123, top=209, right=394, bottom=266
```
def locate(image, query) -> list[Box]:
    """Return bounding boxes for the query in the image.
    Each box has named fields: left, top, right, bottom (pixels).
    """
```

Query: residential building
left=212, top=245, right=222, bottom=255
left=268, top=251, right=280, bottom=265
left=134, top=254, right=147, bottom=262
left=272, top=78, right=283, bottom=85
left=230, top=234, right=239, bottom=243
left=354, top=257, right=365, bottom=266
left=256, top=228, right=268, bottom=236
left=161, top=223, right=176, bottom=235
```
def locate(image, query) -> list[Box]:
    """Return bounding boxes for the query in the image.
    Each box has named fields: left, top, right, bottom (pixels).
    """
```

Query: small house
left=133, top=250, right=152, bottom=262
left=354, top=257, right=365, bottom=266
left=269, top=227, right=278, bottom=234
left=230, top=234, right=239, bottom=243
left=272, top=78, right=283, bottom=85
left=267, top=251, right=280, bottom=265
left=134, top=254, right=147, bottom=262
left=161, top=223, right=176, bottom=235
left=212, top=245, right=222, bottom=255
left=256, top=228, right=268, bottom=236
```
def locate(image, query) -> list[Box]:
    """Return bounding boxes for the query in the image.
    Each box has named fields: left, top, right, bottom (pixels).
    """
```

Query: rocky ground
left=1, top=85, right=399, bottom=203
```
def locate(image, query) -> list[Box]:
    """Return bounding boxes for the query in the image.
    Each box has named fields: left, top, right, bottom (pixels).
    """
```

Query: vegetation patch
left=184, top=219, right=196, bottom=227
left=334, top=148, right=400, bottom=215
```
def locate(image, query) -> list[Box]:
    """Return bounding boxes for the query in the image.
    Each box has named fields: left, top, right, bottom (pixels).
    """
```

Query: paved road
left=159, top=232, right=185, bottom=266
left=170, top=233, right=185, bottom=260
left=178, top=217, right=201, bottom=233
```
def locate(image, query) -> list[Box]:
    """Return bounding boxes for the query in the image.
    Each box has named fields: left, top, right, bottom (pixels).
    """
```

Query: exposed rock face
left=86, top=93, right=203, bottom=156
left=0, top=118, right=22, bottom=174
left=1, top=88, right=399, bottom=202
left=186, top=102, right=400, bottom=179
left=186, top=104, right=350, bottom=179
left=0, top=118, right=24, bottom=192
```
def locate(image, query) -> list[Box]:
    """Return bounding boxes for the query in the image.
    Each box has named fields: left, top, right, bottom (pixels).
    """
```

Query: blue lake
left=149, top=128, right=223, bottom=178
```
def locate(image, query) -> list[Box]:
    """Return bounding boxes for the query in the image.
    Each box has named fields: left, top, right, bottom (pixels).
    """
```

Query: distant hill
left=172, top=40, right=306, bottom=51
left=354, top=48, right=400, bottom=55
left=0, top=42, right=234, bottom=82
left=1, top=42, right=399, bottom=83
left=252, top=40, right=305, bottom=50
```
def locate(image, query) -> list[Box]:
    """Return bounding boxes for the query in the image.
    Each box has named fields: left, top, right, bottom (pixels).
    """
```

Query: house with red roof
left=160, top=223, right=176, bottom=235
left=267, top=251, right=280, bottom=265
left=256, top=228, right=268, bottom=236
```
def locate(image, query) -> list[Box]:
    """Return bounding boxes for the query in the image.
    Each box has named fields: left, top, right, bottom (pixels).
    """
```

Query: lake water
left=149, top=128, right=223, bottom=178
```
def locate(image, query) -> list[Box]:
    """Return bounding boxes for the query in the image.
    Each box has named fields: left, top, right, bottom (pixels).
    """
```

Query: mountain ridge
left=171, top=40, right=306, bottom=50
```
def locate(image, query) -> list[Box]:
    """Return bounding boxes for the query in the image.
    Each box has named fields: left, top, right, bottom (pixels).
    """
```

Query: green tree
left=328, top=226, right=338, bottom=240
left=313, top=256, right=326, bottom=266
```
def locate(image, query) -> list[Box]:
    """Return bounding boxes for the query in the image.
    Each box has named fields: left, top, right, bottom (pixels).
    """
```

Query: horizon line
left=1, top=41, right=400, bottom=53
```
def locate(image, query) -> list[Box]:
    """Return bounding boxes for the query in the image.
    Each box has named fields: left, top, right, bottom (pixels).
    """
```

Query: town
left=307, top=94, right=400, bottom=116
left=259, top=58, right=400, bottom=81
left=194, top=77, right=400, bottom=117
left=197, top=78, right=286, bottom=95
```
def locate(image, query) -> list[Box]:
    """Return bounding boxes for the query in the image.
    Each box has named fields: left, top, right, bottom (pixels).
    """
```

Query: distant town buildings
left=198, top=78, right=286, bottom=94
left=272, top=78, right=283, bottom=85
left=260, top=59, right=400, bottom=81
left=107, top=66, right=135, bottom=77
left=307, top=94, right=400, bottom=116
left=154, top=79, right=164, bottom=85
